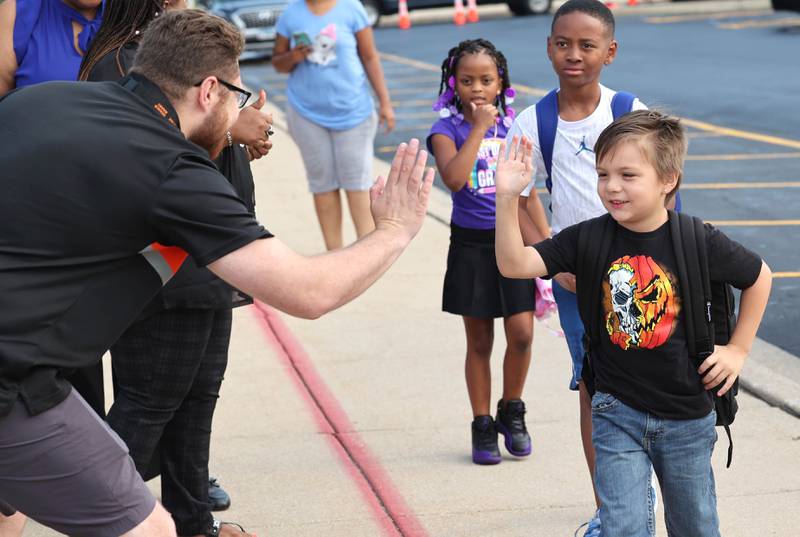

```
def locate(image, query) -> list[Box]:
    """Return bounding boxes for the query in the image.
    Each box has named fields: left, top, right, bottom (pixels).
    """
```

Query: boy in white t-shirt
left=506, top=0, right=648, bottom=534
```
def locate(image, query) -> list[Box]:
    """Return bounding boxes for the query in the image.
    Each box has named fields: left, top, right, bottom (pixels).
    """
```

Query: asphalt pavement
left=242, top=0, right=800, bottom=363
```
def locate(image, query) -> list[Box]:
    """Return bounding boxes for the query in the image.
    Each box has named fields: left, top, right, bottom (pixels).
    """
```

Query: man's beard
left=189, top=103, right=229, bottom=160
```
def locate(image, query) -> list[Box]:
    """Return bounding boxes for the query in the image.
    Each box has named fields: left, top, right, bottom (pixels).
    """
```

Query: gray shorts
left=286, top=104, right=378, bottom=194
left=0, top=389, right=156, bottom=536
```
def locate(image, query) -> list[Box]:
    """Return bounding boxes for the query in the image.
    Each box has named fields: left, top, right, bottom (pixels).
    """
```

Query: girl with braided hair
left=427, top=39, right=541, bottom=465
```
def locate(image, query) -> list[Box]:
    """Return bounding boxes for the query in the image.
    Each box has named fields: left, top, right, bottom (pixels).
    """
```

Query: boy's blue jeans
left=592, top=391, right=721, bottom=537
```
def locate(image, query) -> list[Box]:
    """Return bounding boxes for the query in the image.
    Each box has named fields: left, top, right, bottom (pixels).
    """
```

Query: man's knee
left=122, top=503, right=175, bottom=537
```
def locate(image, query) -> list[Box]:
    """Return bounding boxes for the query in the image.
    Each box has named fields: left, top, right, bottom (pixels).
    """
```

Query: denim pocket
left=591, top=391, right=620, bottom=413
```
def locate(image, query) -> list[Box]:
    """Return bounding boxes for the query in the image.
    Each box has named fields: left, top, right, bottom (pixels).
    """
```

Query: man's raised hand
left=370, top=139, right=435, bottom=243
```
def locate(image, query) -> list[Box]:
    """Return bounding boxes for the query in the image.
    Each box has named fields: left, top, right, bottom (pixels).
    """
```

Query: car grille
left=238, top=9, right=282, bottom=28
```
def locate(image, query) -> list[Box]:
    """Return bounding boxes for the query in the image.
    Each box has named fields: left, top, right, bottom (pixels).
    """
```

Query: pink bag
left=534, top=278, right=558, bottom=320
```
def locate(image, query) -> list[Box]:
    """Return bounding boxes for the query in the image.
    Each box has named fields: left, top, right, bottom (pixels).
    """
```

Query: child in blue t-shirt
left=427, top=39, right=542, bottom=465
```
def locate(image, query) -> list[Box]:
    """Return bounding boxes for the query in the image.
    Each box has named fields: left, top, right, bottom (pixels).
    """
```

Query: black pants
left=107, top=308, right=232, bottom=536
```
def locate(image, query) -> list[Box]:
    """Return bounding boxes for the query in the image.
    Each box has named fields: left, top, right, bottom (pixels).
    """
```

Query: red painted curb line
left=251, top=302, right=430, bottom=537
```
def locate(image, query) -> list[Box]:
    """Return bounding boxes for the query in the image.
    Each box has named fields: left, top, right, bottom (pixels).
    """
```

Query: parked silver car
left=198, top=0, right=289, bottom=59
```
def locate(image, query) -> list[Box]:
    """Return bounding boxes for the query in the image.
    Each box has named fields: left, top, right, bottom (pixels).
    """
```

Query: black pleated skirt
left=442, top=223, right=536, bottom=319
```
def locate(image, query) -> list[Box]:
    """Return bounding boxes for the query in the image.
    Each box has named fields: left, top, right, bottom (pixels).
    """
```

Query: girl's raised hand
left=495, top=136, right=533, bottom=199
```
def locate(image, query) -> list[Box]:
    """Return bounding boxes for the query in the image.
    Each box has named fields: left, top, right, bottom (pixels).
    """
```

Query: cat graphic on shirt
left=308, top=23, right=337, bottom=66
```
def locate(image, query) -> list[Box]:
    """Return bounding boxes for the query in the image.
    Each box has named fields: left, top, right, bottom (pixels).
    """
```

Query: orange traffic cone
left=466, top=0, right=479, bottom=22
left=398, top=0, right=411, bottom=29
left=454, top=0, right=466, bottom=26
left=626, top=0, right=638, bottom=6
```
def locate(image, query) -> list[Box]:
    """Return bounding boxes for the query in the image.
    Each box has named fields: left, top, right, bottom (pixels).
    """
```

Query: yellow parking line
left=381, top=52, right=548, bottom=97
left=706, top=220, right=800, bottom=226
left=679, top=118, right=800, bottom=151
left=391, top=99, right=436, bottom=107
left=381, top=51, right=800, bottom=151
left=387, top=75, right=440, bottom=85
left=398, top=111, right=438, bottom=120
left=644, top=10, right=773, bottom=24
left=773, top=272, right=800, bottom=278
left=719, top=17, right=800, bottom=30
left=380, top=52, right=441, bottom=73
left=681, top=181, right=800, bottom=189
left=685, top=152, right=800, bottom=162
left=686, top=132, right=726, bottom=140
left=388, top=87, right=438, bottom=95
left=390, top=124, right=440, bottom=133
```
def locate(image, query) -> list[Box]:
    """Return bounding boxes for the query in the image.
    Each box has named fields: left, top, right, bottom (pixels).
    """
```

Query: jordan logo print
left=575, top=135, right=594, bottom=156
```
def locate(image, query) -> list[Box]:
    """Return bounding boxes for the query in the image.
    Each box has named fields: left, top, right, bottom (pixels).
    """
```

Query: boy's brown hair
left=131, top=9, right=244, bottom=103
left=594, top=110, right=687, bottom=203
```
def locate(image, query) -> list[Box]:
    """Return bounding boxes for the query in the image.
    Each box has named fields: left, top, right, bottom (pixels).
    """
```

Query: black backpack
left=575, top=211, right=738, bottom=467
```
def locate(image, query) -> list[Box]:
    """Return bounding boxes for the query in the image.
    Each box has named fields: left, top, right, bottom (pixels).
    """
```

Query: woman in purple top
left=0, top=0, right=103, bottom=96
left=427, top=39, right=542, bottom=467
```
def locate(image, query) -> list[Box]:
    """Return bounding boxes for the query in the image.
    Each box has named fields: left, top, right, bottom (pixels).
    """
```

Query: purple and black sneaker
left=471, top=415, right=501, bottom=465
left=495, top=399, right=532, bottom=457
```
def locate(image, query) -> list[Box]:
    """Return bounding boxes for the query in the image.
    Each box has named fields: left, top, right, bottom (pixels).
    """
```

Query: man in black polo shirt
left=0, top=10, right=434, bottom=537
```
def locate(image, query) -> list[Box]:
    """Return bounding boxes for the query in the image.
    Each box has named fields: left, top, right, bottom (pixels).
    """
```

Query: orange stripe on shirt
left=151, top=242, right=188, bottom=274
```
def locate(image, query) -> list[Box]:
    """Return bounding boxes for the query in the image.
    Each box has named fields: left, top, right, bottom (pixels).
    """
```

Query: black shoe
left=495, top=399, right=532, bottom=457
left=208, top=477, right=231, bottom=512
left=471, top=415, right=501, bottom=465
left=204, top=519, right=247, bottom=537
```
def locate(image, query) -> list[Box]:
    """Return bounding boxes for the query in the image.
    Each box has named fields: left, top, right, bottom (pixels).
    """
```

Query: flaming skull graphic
left=603, top=255, right=679, bottom=350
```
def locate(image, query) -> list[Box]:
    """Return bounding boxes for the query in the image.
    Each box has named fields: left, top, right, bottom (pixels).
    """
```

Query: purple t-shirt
left=427, top=118, right=508, bottom=230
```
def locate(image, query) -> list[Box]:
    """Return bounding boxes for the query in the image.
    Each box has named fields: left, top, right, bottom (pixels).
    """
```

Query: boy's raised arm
left=495, top=137, right=549, bottom=279
left=698, top=260, right=772, bottom=396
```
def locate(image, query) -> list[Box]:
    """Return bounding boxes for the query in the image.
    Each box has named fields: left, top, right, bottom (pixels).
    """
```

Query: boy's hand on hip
left=370, top=139, right=435, bottom=243
left=698, top=344, right=747, bottom=396
left=553, top=272, right=576, bottom=293
left=495, top=135, right=533, bottom=200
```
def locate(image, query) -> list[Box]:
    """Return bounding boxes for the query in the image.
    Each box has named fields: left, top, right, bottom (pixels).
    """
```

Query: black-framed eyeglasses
left=194, top=77, right=251, bottom=109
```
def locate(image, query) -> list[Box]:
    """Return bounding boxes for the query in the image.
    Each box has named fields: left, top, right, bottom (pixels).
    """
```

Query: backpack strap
left=610, top=91, right=636, bottom=120
left=669, top=211, right=733, bottom=467
left=576, top=214, right=616, bottom=347
left=668, top=211, right=698, bottom=358
left=535, top=89, right=559, bottom=195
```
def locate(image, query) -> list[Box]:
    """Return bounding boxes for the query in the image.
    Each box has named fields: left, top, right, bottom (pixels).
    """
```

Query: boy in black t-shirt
left=495, top=110, right=772, bottom=535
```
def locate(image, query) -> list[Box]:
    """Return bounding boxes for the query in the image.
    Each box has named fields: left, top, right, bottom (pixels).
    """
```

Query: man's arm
left=208, top=140, right=434, bottom=319
left=494, top=136, right=548, bottom=279
left=0, top=0, right=17, bottom=97
left=698, top=260, right=772, bottom=395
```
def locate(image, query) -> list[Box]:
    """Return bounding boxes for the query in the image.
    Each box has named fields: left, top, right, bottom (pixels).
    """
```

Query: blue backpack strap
left=535, top=89, right=559, bottom=194
left=610, top=91, right=636, bottom=120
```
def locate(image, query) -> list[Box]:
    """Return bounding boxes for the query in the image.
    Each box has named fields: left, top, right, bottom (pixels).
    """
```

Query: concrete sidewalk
left=26, top=102, right=800, bottom=536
